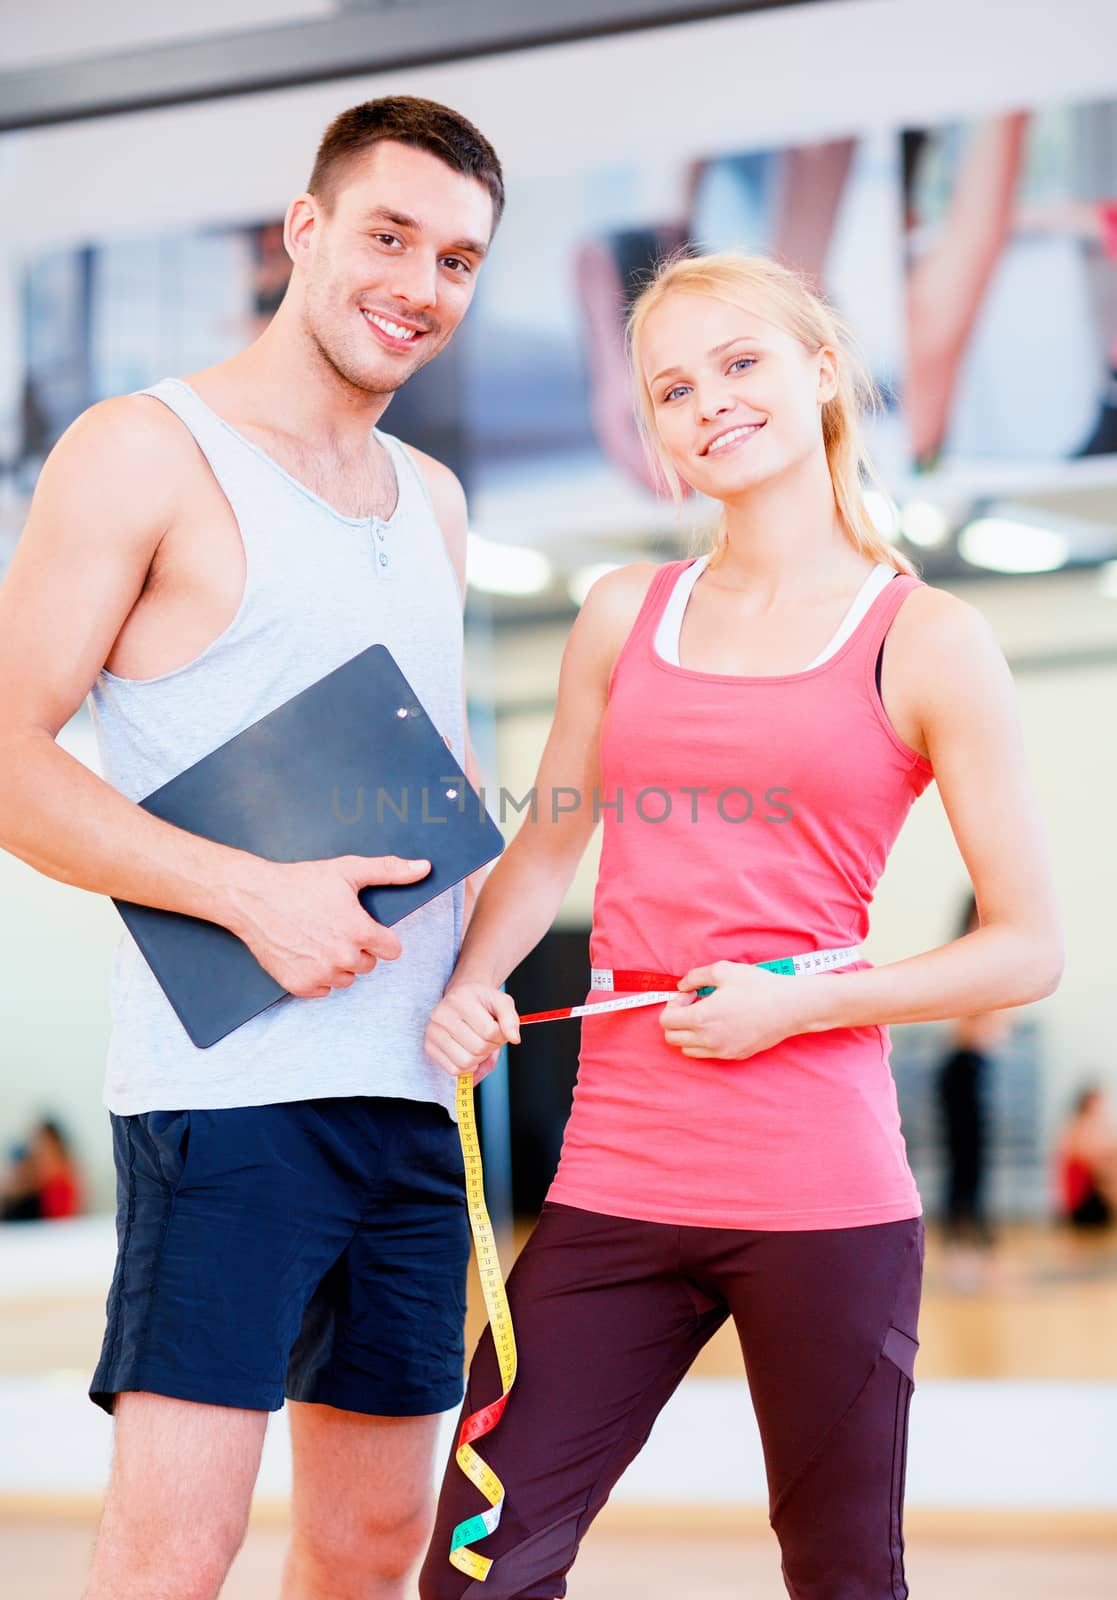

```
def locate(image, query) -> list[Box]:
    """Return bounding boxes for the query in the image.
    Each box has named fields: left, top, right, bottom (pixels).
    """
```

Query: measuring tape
left=518, top=945, right=862, bottom=1024
left=447, top=940, right=860, bottom=1578
left=450, top=1072, right=518, bottom=1582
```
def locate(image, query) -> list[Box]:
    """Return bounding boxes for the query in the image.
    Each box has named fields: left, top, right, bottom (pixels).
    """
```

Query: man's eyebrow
left=448, top=237, right=490, bottom=261
left=359, top=206, right=488, bottom=258
left=651, top=337, right=763, bottom=386
left=360, top=205, right=422, bottom=231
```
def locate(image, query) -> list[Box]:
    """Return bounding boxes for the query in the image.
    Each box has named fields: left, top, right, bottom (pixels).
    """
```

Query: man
left=0, top=96, right=504, bottom=1600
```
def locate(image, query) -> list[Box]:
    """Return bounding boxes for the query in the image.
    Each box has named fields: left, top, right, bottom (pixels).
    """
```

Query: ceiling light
left=466, top=534, right=553, bottom=596
left=899, top=500, right=950, bottom=548
left=957, top=517, right=1070, bottom=574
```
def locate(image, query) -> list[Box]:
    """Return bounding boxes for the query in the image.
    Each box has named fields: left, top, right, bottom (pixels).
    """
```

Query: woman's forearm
left=449, top=836, right=579, bottom=993
left=801, top=924, right=1063, bottom=1034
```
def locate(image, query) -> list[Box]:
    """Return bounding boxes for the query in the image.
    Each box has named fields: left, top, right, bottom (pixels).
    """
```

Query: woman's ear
left=817, top=345, right=840, bottom=405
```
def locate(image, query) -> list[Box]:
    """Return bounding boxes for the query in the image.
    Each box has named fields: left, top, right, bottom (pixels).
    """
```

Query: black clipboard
left=113, top=643, right=505, bottom=1049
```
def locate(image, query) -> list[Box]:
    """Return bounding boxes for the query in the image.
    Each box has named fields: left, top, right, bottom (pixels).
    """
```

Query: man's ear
left=284, top=193, right=319, bottom=269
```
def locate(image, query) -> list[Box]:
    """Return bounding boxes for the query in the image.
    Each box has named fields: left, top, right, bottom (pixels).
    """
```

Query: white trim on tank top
left=653, top=555, right=898, bottom=672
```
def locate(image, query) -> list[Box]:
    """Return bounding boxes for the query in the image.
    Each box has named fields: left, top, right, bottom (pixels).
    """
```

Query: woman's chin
left=694, top=460, right=775, bottom=503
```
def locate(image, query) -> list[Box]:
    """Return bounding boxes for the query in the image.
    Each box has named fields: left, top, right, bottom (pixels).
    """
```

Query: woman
left=418, top=252, right=1063, bottom=1600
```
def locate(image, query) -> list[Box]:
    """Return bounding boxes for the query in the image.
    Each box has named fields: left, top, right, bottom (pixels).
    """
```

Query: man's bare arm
left=0, top=398, right=239, bottom=904
left=0, top=399, right=428, bottom=998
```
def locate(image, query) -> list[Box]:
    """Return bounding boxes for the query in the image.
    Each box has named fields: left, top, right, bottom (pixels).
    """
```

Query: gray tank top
left=88, top=378, right=466, bottom=1118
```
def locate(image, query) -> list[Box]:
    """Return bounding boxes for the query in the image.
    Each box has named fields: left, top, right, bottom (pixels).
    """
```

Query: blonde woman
left=418, top=253, right=1063, bottom=1600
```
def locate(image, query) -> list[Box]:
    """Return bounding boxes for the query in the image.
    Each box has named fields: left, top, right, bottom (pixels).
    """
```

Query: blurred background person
left=0, top=1116, right=84, bottom=1222
left=0, top=1139, right=41, bottom=1222
left=1057, top=1085, right=1117, bottom=1230
left=936, top=893, right=1014, bottom=1252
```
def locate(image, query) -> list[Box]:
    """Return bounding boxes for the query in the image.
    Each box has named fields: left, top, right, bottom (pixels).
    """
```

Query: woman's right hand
left=425, top=982, right=522, bottom=1079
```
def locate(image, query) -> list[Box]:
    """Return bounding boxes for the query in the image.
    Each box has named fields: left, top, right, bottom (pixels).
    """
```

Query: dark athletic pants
left=420, top=1203, right=923, bottom=1600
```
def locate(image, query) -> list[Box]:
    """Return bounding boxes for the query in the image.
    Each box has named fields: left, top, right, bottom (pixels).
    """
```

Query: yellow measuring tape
left=450, top=1071, right=518, bottom=1582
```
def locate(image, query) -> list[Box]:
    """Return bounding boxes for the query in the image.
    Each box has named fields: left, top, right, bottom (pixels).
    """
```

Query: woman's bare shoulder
left=560, top=560, right=671, bottom=688
left=581, top=560, right=662, bottom=619
left=890, top=577, right=1002, bottom=663
left=887, top=578, right=1017, bottom=761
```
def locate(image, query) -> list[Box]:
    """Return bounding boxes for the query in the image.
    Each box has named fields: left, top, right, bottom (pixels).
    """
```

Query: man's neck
left=200, top=312, right=397, bottom=453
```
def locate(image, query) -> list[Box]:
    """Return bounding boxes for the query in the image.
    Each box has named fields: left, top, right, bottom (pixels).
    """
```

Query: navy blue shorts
left=91, top=1095, right=469, bottom=1418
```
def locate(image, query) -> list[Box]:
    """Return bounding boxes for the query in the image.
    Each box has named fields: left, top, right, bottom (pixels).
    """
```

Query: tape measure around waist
left=518, top=945, right=863, bottom=1024
left=450, top=1073, right=517, bottom=1583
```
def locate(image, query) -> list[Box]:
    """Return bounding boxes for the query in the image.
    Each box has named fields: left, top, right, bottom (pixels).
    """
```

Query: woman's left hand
left=658, top=960, right=818, bottom=1060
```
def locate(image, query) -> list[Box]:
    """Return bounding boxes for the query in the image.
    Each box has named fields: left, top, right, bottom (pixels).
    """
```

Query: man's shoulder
left=54, top=392, right=197, bottom=481
left=28, top=393, right=199, bottom=547
left=388, top=440, right=468, bottom=597
left=392, top=439, right=467, bottom=533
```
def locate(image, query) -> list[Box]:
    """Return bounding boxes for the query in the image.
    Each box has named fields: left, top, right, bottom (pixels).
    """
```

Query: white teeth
left=707, top=423, right=763, bottom=454
left=364, top=311, right=418, bottom=342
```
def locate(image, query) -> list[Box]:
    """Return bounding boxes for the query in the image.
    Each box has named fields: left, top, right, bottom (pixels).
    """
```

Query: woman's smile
left=701, top=419, right=768, bottom=456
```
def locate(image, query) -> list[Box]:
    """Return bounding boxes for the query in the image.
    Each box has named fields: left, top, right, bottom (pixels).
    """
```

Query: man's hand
left=226, top=853, right=431, bottom=999
left=425, top=981, right=521, bottom=1079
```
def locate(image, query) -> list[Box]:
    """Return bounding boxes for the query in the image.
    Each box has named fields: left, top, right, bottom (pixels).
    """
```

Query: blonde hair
left=627, top=251, right=917, bottom=576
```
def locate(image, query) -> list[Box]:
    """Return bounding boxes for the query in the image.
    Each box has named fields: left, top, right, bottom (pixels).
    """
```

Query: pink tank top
left=547, top=559, right=934, bottom=1230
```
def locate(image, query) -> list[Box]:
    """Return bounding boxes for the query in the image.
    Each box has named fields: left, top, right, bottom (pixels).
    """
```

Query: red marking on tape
left=609, top=970, right=683, bottom=992
left=458, top=1393, right=509, bottom=1449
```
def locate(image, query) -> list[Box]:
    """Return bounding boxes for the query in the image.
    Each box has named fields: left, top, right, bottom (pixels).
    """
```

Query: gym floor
left=5, top=1518, right=1116, bottom=1599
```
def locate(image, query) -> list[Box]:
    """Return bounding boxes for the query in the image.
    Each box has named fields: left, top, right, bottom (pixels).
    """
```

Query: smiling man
left=0, top=98, right=503, bottom=1600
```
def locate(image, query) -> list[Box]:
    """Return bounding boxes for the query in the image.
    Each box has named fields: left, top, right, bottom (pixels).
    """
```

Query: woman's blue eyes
left=661, top=357, right=755, bottom=403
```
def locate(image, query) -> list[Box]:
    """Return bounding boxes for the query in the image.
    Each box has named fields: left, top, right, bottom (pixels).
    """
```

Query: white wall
left=3, top=0, right=1117, bottom=253
left=1, top=0, right=1117, bottom=1207
left=0, top=0, right=333, bottom=73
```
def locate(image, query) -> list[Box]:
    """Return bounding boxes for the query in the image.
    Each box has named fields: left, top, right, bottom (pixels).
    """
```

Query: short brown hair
left=309, top=95, right=504, bottom=228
